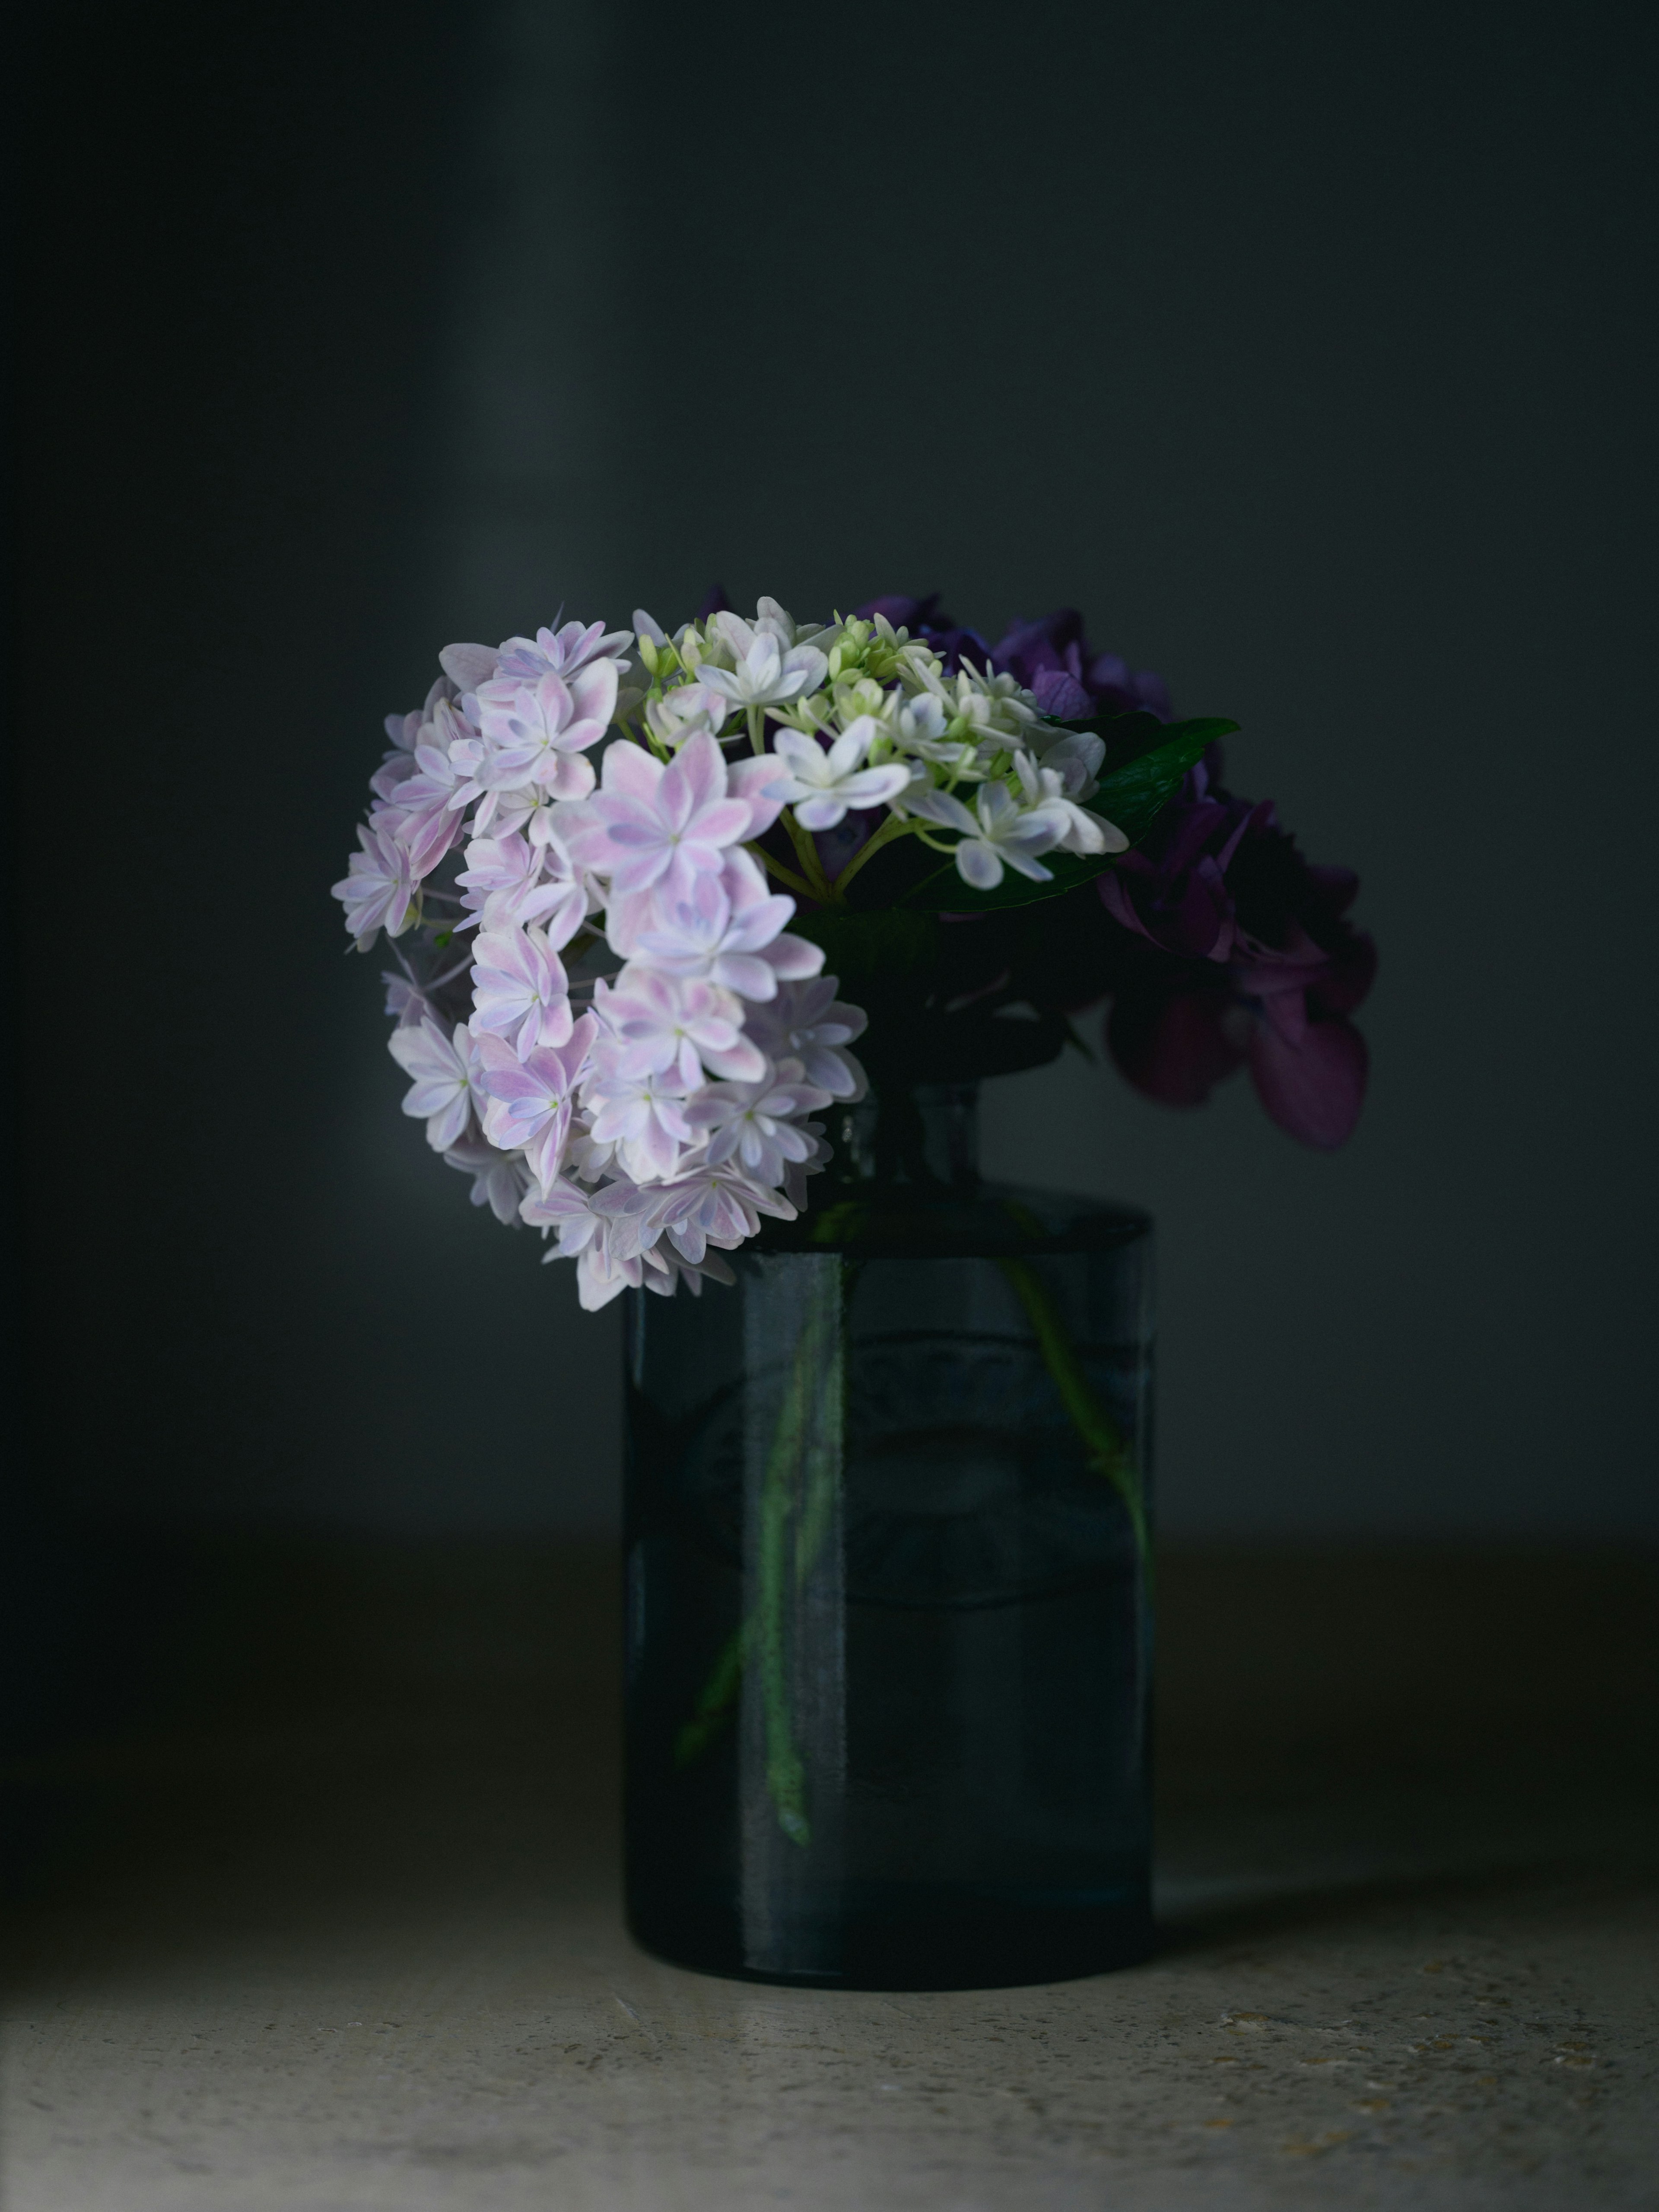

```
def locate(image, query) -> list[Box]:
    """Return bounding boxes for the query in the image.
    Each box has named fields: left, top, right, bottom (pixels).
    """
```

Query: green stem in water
left=996, top=1251, right=1153, bottom=1585
left=674, top=1263, right=853, bottom=1819
left=757, top=1366, right=810, bottom=1843
left=752, top=1278, right=844, bottom=1843
left=794, top=1259, right=855, bottom=1587
left=673, top=1618, right=752, bottom=1768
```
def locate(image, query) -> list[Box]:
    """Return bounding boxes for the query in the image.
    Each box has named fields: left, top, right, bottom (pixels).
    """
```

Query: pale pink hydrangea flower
left=632, top=1166, right=798, bottom=1265
left=583, top=1063, right=697, bottom=1183
left=382, top=973, right=449, bottom=1035
left=470, top=927, right=574, bottom=1060
left=604, top=969, right=764, bottom=1090
left=560, top=732, right=753, bottom=906
left=629, top=854, right=823, bottom=1001
left=375, top=676, right=453, bottom=782
left=491, top=620, right=633, bottom=686
left=375, top=720, right=477, bottom=880
left=520, top=1174, right=610, bottom=1258
left=474, top=663, right=617, bottom=801
left=476, top=1014, right=596, bottom=1189
left=521, top=1177, right=651, bottom=1310
left=388, top=1018, right=477, bottom=1151
left=333, top=824, right=416, bottom=950
left=454, top=831, right=587, bottom=941
left=442, top=1137, right=531, bottom=1224
left=684, top=1063, right=835, bottom=1186
left=345, top=604, right=890, bottom=1300
left=744, top=979, right=868, bottom=1099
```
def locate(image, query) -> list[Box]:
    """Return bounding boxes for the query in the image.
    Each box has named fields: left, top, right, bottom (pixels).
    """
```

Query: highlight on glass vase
left=336, top=590, right=1373, bottom=1989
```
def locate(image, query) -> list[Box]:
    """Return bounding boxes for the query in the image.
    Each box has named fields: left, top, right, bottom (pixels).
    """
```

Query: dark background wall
left=14, top=0, right=1657, bottom=1550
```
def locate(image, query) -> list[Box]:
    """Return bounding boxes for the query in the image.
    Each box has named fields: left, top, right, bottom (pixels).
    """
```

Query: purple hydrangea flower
left=988, top=608, right=1172, bottom=722
left=1100, top=780, right=1376, bottom=1151
left=1097, top=755, right=1265, bottom=961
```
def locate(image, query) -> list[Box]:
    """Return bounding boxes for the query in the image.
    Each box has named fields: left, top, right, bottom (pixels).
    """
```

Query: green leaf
left=893, top=717, right=1238, bottom=915
left=1092, top=716, right=1237, bottom=845
left=901, top=848, right=1128, bottom=915
left=1048, top=708, right=1174, bottom=775
left=790, top=908, right=941, bottom=992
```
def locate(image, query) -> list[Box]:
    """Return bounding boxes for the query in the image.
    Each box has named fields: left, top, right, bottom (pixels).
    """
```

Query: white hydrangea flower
left=906, top=780, right=1062, bottom=891
left=718, top=599, right=834, bottom=657
left=887, top=689, right=982, bottom=776
left=909, top=659, right=1044, bottom=753
left=761, top=721, right=913, bottom=830
left=698, top=630, right=828, bottom=715
left=1029, top=728, right=1105, bottom=797
left=1011, top=748, right=1128, bottom=858
left=644, top=681, right=731, bottom=749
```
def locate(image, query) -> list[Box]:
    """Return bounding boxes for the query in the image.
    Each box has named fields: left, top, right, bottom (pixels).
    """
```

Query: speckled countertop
left=4, top=1542, right=1656, bottom=2210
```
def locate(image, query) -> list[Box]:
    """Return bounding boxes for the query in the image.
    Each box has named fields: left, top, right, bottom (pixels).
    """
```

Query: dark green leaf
left=837, top=826, right=951, bottom=913
left=790, top=908, right=941, bottom=992
left=1046, top=708, right=1173, bottom=775
left=1091, top=717, right=1237, bottom=845
left=900, top=846, right=1128, bottom=915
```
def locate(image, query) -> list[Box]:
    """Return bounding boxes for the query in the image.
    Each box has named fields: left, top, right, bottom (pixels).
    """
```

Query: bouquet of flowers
left=334, top=592, right=1374, bottom=1308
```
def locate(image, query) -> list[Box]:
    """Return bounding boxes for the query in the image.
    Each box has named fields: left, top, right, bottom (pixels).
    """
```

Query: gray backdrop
left=19, top=0, right=1656, bottom=1541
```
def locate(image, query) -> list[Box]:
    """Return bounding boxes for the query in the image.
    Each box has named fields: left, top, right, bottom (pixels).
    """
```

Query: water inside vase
left=623, top=1085, right=1155, bottom=1989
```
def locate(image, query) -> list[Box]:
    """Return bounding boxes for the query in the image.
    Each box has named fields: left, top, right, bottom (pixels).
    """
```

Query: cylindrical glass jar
left=623, top=1082, right=1154, bottom=1989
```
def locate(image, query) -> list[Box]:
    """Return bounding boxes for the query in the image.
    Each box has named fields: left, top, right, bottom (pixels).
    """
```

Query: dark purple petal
left=1255, top=976, right=1311, bottom=1046
left=1130, top=669, right=1173, bottom=721
left=1098, top=849, right=1235, bottom=960
left=1085, top=650, right=1131, bottom=693
left=854, top=592, right=941, bottom=629
left=1031, top=668, right=1093, bottom=720
left=1306, top=862, right=1360, bottom=916
left=1306, top=931, right=1377, bottom=1019
left=1247, top=1018, right=1369, bottom=1149
left=992, top=609, right=1085, bottom=682
left=1107, top=987, right=1247, bottom=1107
left=929, top=626, right=995, bottom=672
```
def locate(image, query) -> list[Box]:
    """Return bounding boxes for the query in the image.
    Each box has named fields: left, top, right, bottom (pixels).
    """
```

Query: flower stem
left=831, top=811, right=919, bottom=898
left=674, top=1261, right=854, bottom=1834
left=757, top=1438, right=808, bottom=1842
left=995, top=1235, right=1151, bottom=1580
left=781, top=807, right=836, bottom=903
left=745, top=842, right=818, bottom=901
left=753, top=1280, right=840, bottom=1845
left=673, top=1619, right=751, bottom=1769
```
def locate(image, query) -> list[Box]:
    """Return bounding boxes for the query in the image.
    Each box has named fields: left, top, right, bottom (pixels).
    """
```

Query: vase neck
left=836, top=1080, right=982, bottom=1191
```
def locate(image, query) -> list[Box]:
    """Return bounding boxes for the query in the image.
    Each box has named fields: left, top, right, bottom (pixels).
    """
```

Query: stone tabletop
left=4, top=1541, right=1656, bottom=2210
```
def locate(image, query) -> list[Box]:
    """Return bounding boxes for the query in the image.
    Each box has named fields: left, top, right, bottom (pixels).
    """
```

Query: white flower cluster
left=333, top=599, right=1127, bottom=1304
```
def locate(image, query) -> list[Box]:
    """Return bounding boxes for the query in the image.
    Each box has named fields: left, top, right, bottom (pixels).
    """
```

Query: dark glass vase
left=623, top=1081, right=1154, bottom=1990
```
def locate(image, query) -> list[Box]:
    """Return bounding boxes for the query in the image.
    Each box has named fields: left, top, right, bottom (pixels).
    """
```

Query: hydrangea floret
left=336, top=597, right=1374, bottom=1305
